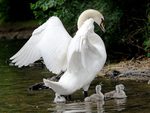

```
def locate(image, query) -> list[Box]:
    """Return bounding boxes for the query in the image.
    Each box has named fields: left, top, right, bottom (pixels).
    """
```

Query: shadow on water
left=0, top=40, right=150, bottom=112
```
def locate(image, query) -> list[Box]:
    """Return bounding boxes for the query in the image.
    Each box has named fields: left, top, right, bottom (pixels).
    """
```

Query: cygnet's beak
left=123, top=87, right=127, bottom=91
left=100, top=22, right=105, bottom=32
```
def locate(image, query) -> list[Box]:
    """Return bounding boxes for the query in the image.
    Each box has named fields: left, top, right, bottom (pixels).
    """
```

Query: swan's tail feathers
left=43, top=78, right=53, bottom=88
left=43, top=78, right=68, bottom=95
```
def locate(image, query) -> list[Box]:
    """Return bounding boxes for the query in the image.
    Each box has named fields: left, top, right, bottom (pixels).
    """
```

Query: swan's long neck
left=77, top=9, right=104, bottom=29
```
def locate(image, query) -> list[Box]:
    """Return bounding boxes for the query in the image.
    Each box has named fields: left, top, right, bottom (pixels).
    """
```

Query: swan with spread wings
left=10, top=9, right=107, bottom=100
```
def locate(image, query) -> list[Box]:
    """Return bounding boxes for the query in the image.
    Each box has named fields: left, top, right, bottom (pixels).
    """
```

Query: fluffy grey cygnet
left=84, top=85, right=104, bottom=102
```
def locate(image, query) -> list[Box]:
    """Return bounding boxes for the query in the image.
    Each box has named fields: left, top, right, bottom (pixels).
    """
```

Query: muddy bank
left=0, top=21, right=37, bottom=40
left=99, top=57, right=150, bottom=81
left=0, top=29, right=34, bottom=40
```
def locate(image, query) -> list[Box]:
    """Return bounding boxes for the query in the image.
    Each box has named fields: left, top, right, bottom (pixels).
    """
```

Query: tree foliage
left=31, top=0, right=122, bottom=35
left=144, top=3, right=150, bottom=57
left=0, top=0, right=9, bottom=22
left=0, top=0, right=149, bottom=59
left=31, top=0, right=124, bottom=59
left=0, top=0, right=33, bottom=22
left=31, top=0, right=150, bottom=59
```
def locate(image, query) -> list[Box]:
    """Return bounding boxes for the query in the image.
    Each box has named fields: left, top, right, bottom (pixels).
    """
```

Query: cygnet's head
left=118, top=84, right=125, bottom=90
left=115, top=85, right=119, bottom=91
left=96, top=85, right=102, bottom=94
left=115, top=84, right=125, bottom=92
left=77, top=9, right=105, bottom=32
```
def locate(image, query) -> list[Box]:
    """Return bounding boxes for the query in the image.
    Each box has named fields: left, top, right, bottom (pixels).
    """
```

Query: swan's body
left=104, top=90, right=115, bottom=99
left=10, top=9, right=106, bottom=98
left=84, top=85, right=104, bottom=102
left=104, top=84, right=127, bottom=99
left=43, top=18, right=106, bottom=95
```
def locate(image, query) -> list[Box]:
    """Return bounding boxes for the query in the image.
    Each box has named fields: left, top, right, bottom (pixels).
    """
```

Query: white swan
left=10, top=9, right=106, bottom=98
left=104, top=84, right=127, bottom=99
left=84, top=85, right=104, bottom=102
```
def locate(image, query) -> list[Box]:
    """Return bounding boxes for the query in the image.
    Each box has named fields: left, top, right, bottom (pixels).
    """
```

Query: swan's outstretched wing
left=10, top=16, right=72, bottom=74
left=67, top=33, right=87, bottom=72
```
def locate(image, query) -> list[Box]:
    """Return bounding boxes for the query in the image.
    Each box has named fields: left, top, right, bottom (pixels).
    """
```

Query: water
left=0, top=40, right=150, bottom=112
left=0, top=65, right=150, bottom=113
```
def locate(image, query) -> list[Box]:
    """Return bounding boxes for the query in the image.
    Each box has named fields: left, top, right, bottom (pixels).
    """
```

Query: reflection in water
left=96, top=101, right=105, bottom=113
left=114, top=98, right=126, bottom=106
left=48, top=101, right=105, bottom=113
left=114, top=98, right=126, bottom=111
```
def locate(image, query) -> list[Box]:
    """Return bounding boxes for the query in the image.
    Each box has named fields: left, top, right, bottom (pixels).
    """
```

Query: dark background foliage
left=0, top=0, right=34, bottom=22
left=0, top=0, right=149, bottom=59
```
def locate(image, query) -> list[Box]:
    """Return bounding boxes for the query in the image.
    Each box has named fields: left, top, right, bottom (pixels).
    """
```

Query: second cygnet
left=104, top=84, right=127, bottom=99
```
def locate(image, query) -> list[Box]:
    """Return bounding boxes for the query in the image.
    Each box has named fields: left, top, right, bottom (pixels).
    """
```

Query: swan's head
left=77, top=9, right=105, bottom=32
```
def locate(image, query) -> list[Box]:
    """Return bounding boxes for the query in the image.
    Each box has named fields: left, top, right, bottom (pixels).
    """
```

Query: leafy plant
left=0, top=0, right=33, bottom=23
left=144, top=3, right=150, bottom=57
left=30, top=0, right=149, bottom=59
left=30, top=0, right=122, bottom=35
left=0, top=0, right=9, bottom=23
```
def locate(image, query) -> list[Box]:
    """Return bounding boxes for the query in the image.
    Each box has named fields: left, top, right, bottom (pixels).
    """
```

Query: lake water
left=0, top=65, right=150, bottom=113
left=0, top=40, right=150, bottom=112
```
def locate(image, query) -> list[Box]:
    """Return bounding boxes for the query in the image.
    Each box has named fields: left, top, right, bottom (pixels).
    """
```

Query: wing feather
left=10, top=16, right=72, bottom=74
left=67, top=18, right=106, bottom=73
left=67, top=34, right=87, bottom=72
left=37, top=17, right=72, bottom=73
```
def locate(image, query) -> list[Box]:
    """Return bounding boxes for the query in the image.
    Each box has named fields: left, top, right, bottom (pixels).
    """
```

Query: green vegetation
left=0, top=0, right=149, bottom=59
left=0, top=0, right=9, bottom=23
left=144, top=3, right=150, bottom=57
left=30, top=0, right=150, bottom=59
left=30, top=0, right=123, bottom=59
left=31, top=0, right=122, bottom=35
left=0, top=0, right=33, bottom=23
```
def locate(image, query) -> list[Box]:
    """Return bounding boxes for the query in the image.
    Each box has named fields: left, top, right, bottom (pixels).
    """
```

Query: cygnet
left=84, top=85, right=104, bottom=102
left=104, top=84, right=127, bottom=99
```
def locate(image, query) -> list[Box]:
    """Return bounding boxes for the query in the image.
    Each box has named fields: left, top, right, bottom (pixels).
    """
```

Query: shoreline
left=0, top=20, right=38, bottom=40
left=98, top=57, right=150, bottom=81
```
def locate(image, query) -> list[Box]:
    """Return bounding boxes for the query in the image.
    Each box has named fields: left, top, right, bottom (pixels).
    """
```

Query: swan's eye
left=101, top=18, right=104, bottom=24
